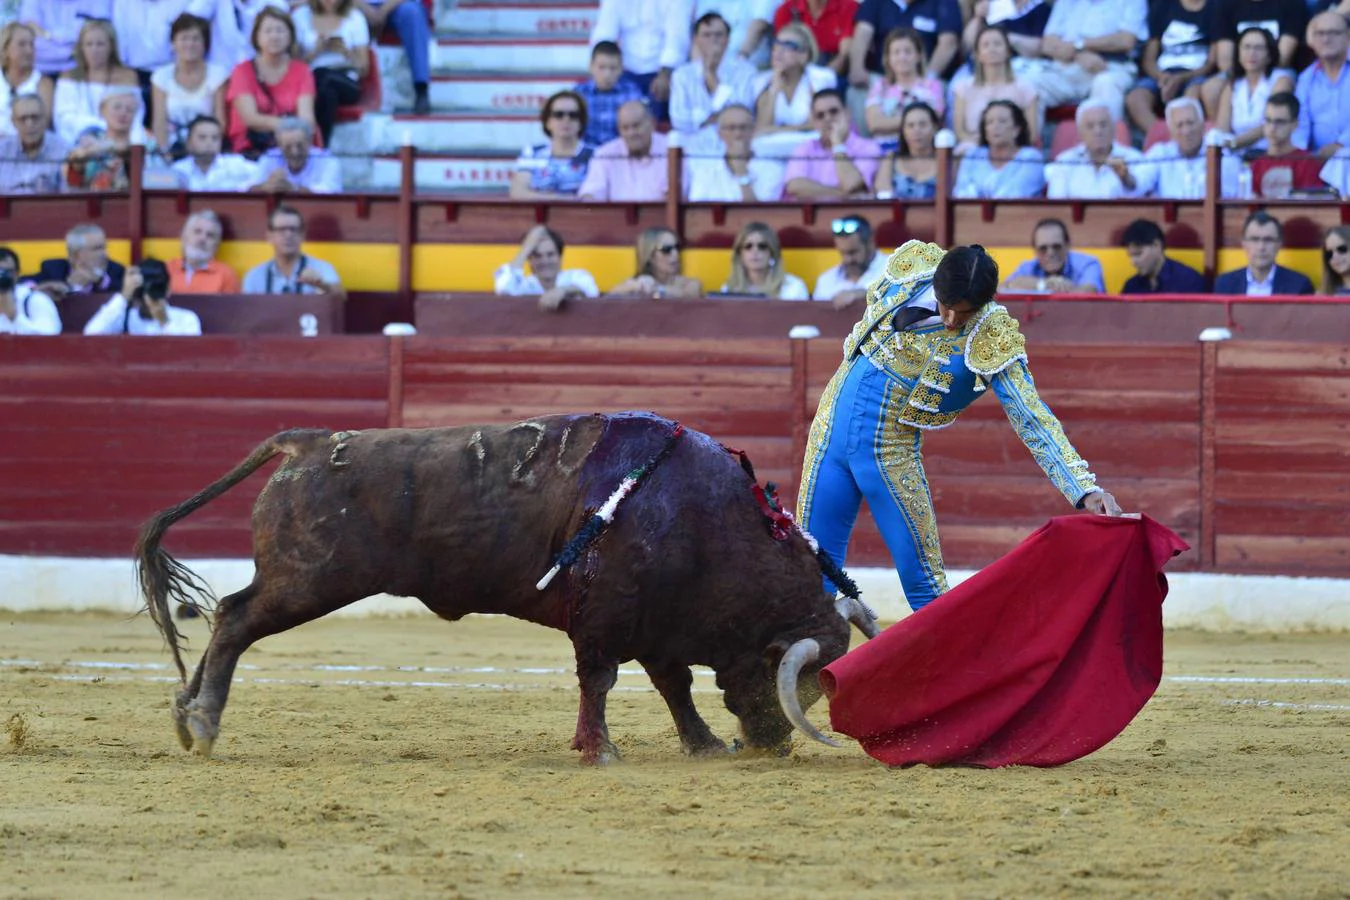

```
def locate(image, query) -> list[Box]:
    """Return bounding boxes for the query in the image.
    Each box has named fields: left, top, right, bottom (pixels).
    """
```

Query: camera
left=132, top=258, right=170, bottom=310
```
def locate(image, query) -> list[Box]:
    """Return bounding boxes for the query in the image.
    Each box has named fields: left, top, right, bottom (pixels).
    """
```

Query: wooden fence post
left=397, top=143, right=415, bottom=299
left=666, top=145, right=683, bottom=238
left=128, top=144, right=145, bottom=262
left=1198, top=339, right=1219, bottom=569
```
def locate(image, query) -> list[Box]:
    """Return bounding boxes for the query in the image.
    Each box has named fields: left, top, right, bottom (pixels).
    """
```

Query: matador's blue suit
left=796, top=240, right=1100, bottom=611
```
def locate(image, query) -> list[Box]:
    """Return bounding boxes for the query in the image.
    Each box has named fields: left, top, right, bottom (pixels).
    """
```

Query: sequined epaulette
left=964, top=304, right=1027, bottom=377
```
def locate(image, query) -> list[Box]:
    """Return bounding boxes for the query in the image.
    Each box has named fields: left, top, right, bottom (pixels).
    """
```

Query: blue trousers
left=797, top=359, right=949, bottom=611
left=387, top=0, right=431, bottom=85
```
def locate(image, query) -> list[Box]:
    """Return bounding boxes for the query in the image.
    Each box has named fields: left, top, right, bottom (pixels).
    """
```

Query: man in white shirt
left=0, top=95, right=68, bottom=195
left=683, top=104, right=784, bottom=201
left=0, top=247, right=60, bottom=335
left=170, top=115, right=259, bottom=192
left=250, top=118, right=343, bottom=194
left=83, top=258, right=203, bottom=336
left=589, top=0, right=695, bottom=122
left=1018, top=0, right=1149, bottom=122
left=1138, top=97, right=1241, bottom=198
left=494, top=225, right=600, bottom=312
left=1046, top=100, right=1146, bottom=199
left=670, top=12, right=756, bottom=144
left=812, top=216, right=887, bottom=309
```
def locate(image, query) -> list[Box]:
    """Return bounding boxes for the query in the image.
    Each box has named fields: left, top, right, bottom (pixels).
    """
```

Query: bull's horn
left=835, top=595, right=881, bottom=639
left=776, top=638, right=841, bottom=748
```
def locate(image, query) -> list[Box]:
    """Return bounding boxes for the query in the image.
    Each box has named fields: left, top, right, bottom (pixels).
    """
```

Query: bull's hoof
left=171, top=707, right=193, bottom=752
left=684, top=738, right=729, bottom=758
left=730, top=738, right=792, bottom=757
left=578, top=741, right=622, bottom=767
left=186, top=707, right=218, bottom=759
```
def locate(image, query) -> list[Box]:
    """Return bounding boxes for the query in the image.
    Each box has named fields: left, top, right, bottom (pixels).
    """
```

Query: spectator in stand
left=811, top=215, right=887, bottom=309
left=606, top=227, right=703, bottom=298
left=206, top=0, right=289, bottom=71
left=1318, top=146, right=1350, bottom=195
left=1139, top=97, right=1241, bottom=198
left=849, top=0, right=961, bottom=88
left=1003, top=218, right=1106, bottom=293
left=719, top=221, right=809, bottom=299
left=52, top=18, right=141, bottom=146
left=1018, top=0, right=1148, bottom=124
left=34, top=222, right=126, bottom=297
left=1124, top=0, right=1219, bottom=135
left=1214, top=210, right=1315, bottom=295
left=578, top=100, right=669, bottom=201
left=167, top=210, right=240, bottom=294
left=227, top=8, right=319, bottom=159
left=1203, top=0, right=1308, bottom=116
left=951, top=25, right=1038, bottom=153
left=152, top=14, right=228, bottom=160
left=692, top=0, right=775, bottom=69
left=750, top=22, right=837, bottom=141
left=494, top=224, right=600, bottom=312
left=251, top=116, right=343, bottom=193
left=960, top=0, right=1052, bottom=62
left=670, top=12, right=756, bottom=145
left=83, top=258, right=203, bottom=335
left=588, top=0, right=695, bottom=124
left=351, top=0, right=431, bottom=113
left=1214, top=26, right=1295, bottom=152
left=683, top=103, right=784, bottom=200
left=1046, top=100, right=1146, bottom=199
left=1320, top=224, right=1350, bottom=293
left=864, top=28, right=946, bottom=148
left=874, top=101, right=939, bottom=199
left=242, top=205, right=346, bottom=299
left=772, top=0, right=856, bottom=78
left=953, top=99, right=1046, bottom=198
left=17, top=0, right=109, bottom=76
left=782, top=88, right=881, bottom=199
left=112, top=0, right=210, bottom=99
left=0, top=247, right=60, bottom=335
left=574, top=41, right=647, bottom=147
left=169, top=115, right=259, bottom=190
left=1294, top=10, right=1350, bottom=158
left=509, top=91, right=594, bottom=200
left=1251, top=92, right=1326, bottom=196
left=0, top=94, right=68, bottom=193
left=1119, top=218, right=1206, bottom=294
left=293, top=0, right=370, bottom=147
left=0, top=23, right=54, bottom=136
left=65, top=86, right=164, bottom=191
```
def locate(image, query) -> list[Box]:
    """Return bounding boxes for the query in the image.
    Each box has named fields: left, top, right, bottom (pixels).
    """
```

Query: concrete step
left=446, top=1, right=597, bottom=37
left=430, top=72, right=581, bottom=113
left=370, top=153, right=514, bottom=193
left=432, top=33, right=590, bottom=74
left=380, top=112, right=545, bottom=153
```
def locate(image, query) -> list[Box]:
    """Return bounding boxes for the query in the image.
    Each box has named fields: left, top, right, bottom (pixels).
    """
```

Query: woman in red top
left=226, top=8, right=319, bottom=158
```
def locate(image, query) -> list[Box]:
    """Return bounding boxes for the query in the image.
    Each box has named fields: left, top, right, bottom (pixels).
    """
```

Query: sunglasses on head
left=774, top=39, right=805, bottom=52
left=550, top=108, right=581, bottom=120
left=1325, top=243, right=1350, bottom=259
left=831, top=218, right=863, bottom=236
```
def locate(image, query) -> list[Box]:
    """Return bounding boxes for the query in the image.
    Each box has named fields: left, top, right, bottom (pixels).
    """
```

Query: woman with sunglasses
left=721, top=221, right=809, bottom=299
left=510, top=90, right=595, bottom=200
left=607, top=227, right=703, bottom=299
left=1321, top=226, right=1350, bottom=295
left=874, top=101, right=939, bottom=200
left=750, top=23, right=837, bottom=140
left=797, top=241, right=1122, bottom=613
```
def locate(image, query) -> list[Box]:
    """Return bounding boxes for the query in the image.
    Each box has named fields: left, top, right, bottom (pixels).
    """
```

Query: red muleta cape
left=820, top=514, right=1189, bottom=768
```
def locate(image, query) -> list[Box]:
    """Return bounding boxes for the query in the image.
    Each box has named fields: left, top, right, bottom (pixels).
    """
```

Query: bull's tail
left=134, top=429, right=328, bottom=683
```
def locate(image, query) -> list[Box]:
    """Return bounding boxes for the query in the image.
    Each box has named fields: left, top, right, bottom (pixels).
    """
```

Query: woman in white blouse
left=750, top=23, right=837, bottom=139
left=1214, top=27, right=1294, bottom=153
left=152, top=13, right=229, bottom=159
left=0, top=23, right=54, bottom=137
left=292, top=0, right=371, bottom=147
left=52, top=19, right=140, bottom=146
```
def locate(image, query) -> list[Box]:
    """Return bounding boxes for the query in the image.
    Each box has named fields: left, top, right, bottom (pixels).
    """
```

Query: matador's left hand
left=1082, top=489, right=1123, bottom=517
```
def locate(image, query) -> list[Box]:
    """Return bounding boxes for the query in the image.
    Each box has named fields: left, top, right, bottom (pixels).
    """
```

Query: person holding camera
left=82, top=258, right=203, bottom=336
left=0, top=247, right=60, bottom=335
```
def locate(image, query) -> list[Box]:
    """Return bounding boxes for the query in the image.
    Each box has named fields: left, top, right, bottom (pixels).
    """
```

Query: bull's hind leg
left=172, top=584, right=255, bottom=752
left=571, top=649, right=621, bottom=766
left=638, top=656, right=726, bottom=757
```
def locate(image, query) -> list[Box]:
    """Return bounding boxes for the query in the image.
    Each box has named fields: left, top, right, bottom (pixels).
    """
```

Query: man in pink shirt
left=782, top=88, right=882, bottom=199
left=578, top=100, right=669, bottom=201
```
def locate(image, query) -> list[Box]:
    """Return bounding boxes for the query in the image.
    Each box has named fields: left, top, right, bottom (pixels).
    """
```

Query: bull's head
left=773, top=595, right=880, bottom=750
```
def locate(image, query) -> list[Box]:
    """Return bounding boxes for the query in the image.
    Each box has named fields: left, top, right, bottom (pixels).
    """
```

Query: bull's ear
left=762, top=637, right=791, bottom=674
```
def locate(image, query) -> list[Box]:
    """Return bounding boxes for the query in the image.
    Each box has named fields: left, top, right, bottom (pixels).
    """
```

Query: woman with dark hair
left=226, top=8, right=319, bottom=157
left=953, top=99, right=1045, bottom=198
left=509, top=90, right=595, bottom=200
left=874, top=101, right=938, bottom=199
left=1214, top=27, right=1294, bottom=152
left=1321, top=225, right=1350, bottom=295
left=796, top=241, right=1121, bottom=612
left=152, top=14, right=229, bottom=158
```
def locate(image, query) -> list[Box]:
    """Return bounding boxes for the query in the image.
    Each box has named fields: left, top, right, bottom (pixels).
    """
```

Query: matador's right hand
left=1082, top=490, right=1123, bottom=517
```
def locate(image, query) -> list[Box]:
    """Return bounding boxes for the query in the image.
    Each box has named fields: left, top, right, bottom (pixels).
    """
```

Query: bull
left=136, top=412, right=877, bottom=764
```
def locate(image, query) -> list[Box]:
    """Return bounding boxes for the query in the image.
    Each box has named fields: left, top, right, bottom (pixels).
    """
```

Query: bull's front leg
left=571, top=649, right=621, bottom=766
left=639, top=656, right=727, bottom=757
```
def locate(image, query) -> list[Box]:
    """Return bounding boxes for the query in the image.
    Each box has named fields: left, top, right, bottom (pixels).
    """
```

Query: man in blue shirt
left=1002, top=219, right=1107, bottom=293
left=847, top=0, right=963, bottom=85
left=1120, top=219, right=1207, bottom=294
left=1294, top=10, right=1350, bottom=157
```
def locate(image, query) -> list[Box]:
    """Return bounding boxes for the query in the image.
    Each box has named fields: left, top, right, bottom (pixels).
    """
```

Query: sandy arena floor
left=2, top=611, right=1348, bottom=900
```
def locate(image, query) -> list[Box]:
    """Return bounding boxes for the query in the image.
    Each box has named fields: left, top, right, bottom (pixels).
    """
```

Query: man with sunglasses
left=812, top=215, right=886, bottom=309
left=241, top=205, right=346, bottom=299
left=782, top=88, right=881, bottom=200
left=1002, top=219, right=1106, bottom=294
